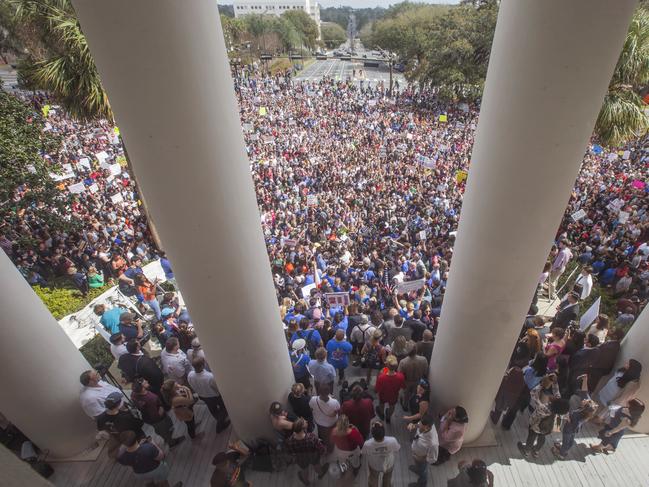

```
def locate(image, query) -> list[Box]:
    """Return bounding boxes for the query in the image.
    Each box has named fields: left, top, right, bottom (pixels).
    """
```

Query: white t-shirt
left=361, top=437, right=401, bottom=472
left=309, top=395, right=340, bottom=427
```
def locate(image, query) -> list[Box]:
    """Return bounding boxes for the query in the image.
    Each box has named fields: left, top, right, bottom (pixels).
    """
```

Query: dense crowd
left=3, top=63, right=649, bottom=486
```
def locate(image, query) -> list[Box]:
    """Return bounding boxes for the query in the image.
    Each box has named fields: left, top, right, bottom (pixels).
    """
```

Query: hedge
left=33, top=278, right=107, bottom=320
left=79, top=334, right=114, bottom=368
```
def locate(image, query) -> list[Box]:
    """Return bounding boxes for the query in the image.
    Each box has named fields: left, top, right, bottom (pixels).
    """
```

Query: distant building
left=233, top=0, right=320, bottom=31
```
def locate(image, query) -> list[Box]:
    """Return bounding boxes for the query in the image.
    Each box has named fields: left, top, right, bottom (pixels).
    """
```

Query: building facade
left=233, top=0, right=320, bottom=27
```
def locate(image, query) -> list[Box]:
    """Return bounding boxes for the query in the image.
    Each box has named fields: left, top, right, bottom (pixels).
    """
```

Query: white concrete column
left=0, top=251, right=96, bottom=457
left=614, top=308, right=649, bottom=432
left=429, top=0, right=637, bottom=442
left=0, top=444, right=53, bottom=487
left=71, top=0, right=294, bottom=441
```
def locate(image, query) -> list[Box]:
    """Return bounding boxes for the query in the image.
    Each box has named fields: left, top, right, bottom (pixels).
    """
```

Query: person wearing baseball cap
left=119, top=311, right=145, bottom=341
left=291, top=338, right=311, bottom=390
left=96, top=391, right=145, bottom=458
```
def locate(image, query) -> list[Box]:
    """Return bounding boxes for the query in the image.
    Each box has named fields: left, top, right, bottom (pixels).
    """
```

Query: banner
left=579, top=297, right=601, bottom=330
left=396, top=278, right=425, bottom=294
left=325, top=292, right=350, bottom=307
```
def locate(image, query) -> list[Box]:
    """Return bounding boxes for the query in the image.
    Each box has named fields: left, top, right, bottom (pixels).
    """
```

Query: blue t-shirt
left=100, top=307, right=127, bottom=334
left=523, top=366, right=544, bottom=390
left=291, top=329, right=322, bottom=349
left=291, top=351, right=310, bottom=379
left=326, top=339, right=353, bottom=369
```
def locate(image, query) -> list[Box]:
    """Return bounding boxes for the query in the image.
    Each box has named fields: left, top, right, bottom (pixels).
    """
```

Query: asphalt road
left=294, top=58, right=406, bottom=89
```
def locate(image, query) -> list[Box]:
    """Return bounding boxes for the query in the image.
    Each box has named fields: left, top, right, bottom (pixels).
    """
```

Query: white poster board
left=618, top=211, right=630, bottom=224
left=96, top=151, right=110, bottom=167
left=579, top=296, right=601, bottom=331
left=571, top=209, right=587, bottom=221
left=109, top=163, right=122, bottom=176
left=68, top=182, right=86, bottom=194
left=301, top=283, right=317, bottom=299
left=79, top=157, right=91, bottom=170
left=110, top=193, right=124, bottom=204
left=88, top=183, right=99, bottom=193
left=396, top=278, right=426, bottom=294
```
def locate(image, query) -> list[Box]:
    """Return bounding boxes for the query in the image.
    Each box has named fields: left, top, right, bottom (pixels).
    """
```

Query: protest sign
left=79, top=157, right=91, bottom=170
left=607, top=153, right=618, bottom=162
left=262, top=135, right=274, bottom=145
left=406, top=133, right=413, bottom=140
left=96, top=151, right=110, bottom=168
left=88, top=183, right=99, bottom=193
left=259, top=106, right=267, bottom=116
left=110, top=193, right=124, bottom=204
left=459, top=103, right=469, bottom=113
left=242, top=123, right=253, bottom=132
left=62, top=163, right=74, bottom=174
left=455, top=170, right=468, bottom=184
left=418, top=230, right=426, bottom=240
left=415, top=154, right=436, bottom=169
left=113, top=126, right=120, bottom=136
left=579, top=297, right=601, bottom=331
left=396, top=279, right=426, bottom=294
left=306, top=194, right=318, bottom=207
left=301, top=283, right=316, bottom=299
left=592, top=144, right=603, bottom=155
left=109, top=163, right=122, bottom=176
left=250, top=133, right=259, bottom=141
left=325, top=292, right=350, bottom=307
left=379, top=146, right=387, bottom=158
left=439, top=114, right=448, bottom=122
left=571, top=209, right=586, bottom=221
left=618, top=211, right=630, bottom=224
left=68, top=182, right=86, bottom=194
left=623, top=150, right=631, bottom=160
left=632, top=180, right=645, bottom=190
left=50, top=172, right=75, bottom=181
left=281, top=238, right=298, bottom=247
left=42, top=104, right=51, bottom=117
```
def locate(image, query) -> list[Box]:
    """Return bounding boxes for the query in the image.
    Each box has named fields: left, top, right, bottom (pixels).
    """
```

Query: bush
left=269, top=57, right=293, bottom=75
left=33, top=278, right=107, bottom=320
left=80, top=334, right=113, bottom=367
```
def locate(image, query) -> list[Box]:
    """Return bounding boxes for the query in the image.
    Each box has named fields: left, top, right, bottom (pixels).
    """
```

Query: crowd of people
left=2, top=59, right=649, bottom=486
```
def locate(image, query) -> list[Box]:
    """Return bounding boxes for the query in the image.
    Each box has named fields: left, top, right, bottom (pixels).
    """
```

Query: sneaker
left=375, top=405, right=385, bottom=420
left=169, top=437, right=186, bottom=448
left=551, top=446, right=566, bottom=460
left=517, top=442, right=530, bottom=458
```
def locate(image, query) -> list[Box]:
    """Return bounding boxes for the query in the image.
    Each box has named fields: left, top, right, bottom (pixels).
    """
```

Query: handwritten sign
left=110, top=193, right=124, bottom=204
left=579, top=297, right=601, bottom=330
left=306, top=194, right=318, bottom=207
left=68, top=182, right=86, bottom=194
left=396, top=278, right=426, bottom=295
left=571, top=209, right=586, bottom=221
left=109, top=163, right=122, bottom=176
left=618, top=211, right=630, bottom=224
left=88, top=183, right=99, bottom=193
left=79, top=157, right=91, bottom=170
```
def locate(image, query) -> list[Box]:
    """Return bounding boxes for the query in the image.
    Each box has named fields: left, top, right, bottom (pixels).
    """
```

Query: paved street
left=294, top=58, right=406, bottom=89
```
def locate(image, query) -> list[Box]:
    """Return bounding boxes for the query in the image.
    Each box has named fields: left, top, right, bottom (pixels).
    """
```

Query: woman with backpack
left=517, top=384, right=570, bottom=458
left=360, top=329, right=386, bottom=385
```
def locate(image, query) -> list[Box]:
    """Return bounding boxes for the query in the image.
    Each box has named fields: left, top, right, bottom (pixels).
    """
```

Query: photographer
left=117, top=430, right=183, bottom=487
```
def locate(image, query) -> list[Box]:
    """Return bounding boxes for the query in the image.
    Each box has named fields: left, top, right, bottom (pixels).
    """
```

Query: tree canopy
left=0, top=87, right=72, bottom=236
left=321, top=22, right=346, bottom=49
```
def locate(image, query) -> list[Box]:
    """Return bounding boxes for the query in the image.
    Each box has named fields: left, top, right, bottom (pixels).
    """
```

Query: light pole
left=388, top=53, right=395, bottom=97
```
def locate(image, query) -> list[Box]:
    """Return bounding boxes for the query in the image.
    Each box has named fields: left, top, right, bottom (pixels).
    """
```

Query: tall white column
left=71, top=0, right=294, bottom=441
left=429, top=0, right=637, bottom=442
left=614, top=308, right=649, bottom=432
left=0, top=251, right=96, bottom=457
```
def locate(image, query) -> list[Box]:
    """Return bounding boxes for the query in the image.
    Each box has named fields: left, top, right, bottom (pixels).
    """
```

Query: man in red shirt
left=375, top=355, right=405, bottom=424
left=341, top=385, right=375, bottom=439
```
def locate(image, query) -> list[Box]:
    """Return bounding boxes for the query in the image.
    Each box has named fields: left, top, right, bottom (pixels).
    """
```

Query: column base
left=464, top=422, right=498, bottom=448
left=45, top=439, right=106, bottom=463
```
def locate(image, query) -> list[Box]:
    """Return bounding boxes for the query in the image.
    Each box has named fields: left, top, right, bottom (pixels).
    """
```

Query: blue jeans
left=560, top=430, right=576, bottom=456
left=412, top=458, right=428, bottom=486
left=145, top=298, right=162, bottom=320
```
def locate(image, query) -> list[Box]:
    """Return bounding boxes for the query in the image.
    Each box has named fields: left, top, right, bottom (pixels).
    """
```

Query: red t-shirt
left=375, top=372, right=406, bottom=405
left=341, top=399, right=375, bottom=439
left=330, top=426, right=364, bottom=452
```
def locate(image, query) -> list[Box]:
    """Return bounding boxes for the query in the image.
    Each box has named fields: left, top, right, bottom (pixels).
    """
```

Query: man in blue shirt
left=94, top=304, right=128, bottom=335
left=307, top=347, right=336, bottom=394
left=290, top=339, right=311, bottom=389
left=326, top=329, right=352, bottom=385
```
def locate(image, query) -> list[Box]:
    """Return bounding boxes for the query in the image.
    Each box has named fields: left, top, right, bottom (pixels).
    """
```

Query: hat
left=372, top=329, right=383, bottom=340
left=119, top=312, right=136, bottom=323
left=292, top=338, right=306, bottom=351
left=360, top=315, right=369, bottom=324
left=104, top=391, right=123, bottom=408
left=161, top=307, right=175, bottom=318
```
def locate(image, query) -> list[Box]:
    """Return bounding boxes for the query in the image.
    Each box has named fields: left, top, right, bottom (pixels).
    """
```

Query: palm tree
left=595, top=7, right=649, bottom=147
left=12, top=0, right=162, bottom=247
left=13, top=0, right=112, bottom=121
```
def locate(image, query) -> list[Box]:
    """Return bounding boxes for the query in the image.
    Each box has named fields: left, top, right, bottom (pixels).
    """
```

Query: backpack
left=300, top=329, right=318, bottom=356
left=362, top=344, right=381, bottom=369
left=537, top=413, right=556, bottom=435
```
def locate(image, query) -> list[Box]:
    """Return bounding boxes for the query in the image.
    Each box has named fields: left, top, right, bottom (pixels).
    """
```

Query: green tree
left=0, top=86, right=72, bottom=235
left=321, top=22, right=346, bottom=49
left=282, top=9, right=319, bottom=49
left=220, top=14, right=246, bottom=51
left=595, top=7, right=649, bottom=146
left=13, top=0, right=112, bottom=121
